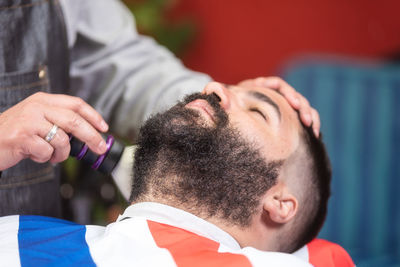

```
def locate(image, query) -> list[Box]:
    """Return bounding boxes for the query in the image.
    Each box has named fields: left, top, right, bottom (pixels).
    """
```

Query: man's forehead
left=228, top=85, right=304, bottom=160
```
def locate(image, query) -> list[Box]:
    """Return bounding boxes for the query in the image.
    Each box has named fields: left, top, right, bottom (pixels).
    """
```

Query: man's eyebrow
left=248, top=91, right=281, bottom=120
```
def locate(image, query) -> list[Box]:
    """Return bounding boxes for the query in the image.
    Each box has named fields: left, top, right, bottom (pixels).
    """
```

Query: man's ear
left=262, top=183, right=298, bottom=224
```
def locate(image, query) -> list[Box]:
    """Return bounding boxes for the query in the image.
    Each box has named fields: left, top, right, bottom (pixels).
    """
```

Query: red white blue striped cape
left=0, top=202, right=354, bottom=267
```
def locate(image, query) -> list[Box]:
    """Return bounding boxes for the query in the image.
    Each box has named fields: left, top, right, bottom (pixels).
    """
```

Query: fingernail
left=100, top=120, right=109, bottom=131
left=304, top=114, right=312, bottom=125
left=314, top=129, right=320, bottom=138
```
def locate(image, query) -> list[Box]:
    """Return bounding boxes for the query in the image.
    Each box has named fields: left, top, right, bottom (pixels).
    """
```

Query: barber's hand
left=0, top=92, right=109, bottom=171
left=238, top=77, right=320, bottom=137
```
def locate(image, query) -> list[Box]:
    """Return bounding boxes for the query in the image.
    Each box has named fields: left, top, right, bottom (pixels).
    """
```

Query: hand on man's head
left=238, top=77, right=320, bottom=137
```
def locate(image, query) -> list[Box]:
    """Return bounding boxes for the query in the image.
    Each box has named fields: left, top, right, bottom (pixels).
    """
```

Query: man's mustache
left=180, top=93, right=229, bottom=127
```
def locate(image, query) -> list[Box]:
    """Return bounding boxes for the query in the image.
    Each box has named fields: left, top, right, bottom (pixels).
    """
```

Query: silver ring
left=45, top=124, right=58, bottom=143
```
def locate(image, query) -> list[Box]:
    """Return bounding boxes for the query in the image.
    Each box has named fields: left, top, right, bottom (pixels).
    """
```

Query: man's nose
left=202, top=82, right=231, bottom=110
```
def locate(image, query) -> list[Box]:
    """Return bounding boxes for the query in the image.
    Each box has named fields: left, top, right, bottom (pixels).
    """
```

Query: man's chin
left=169, top=109, right=215, bottom=129
left=185, top=113, right=215, bottom=128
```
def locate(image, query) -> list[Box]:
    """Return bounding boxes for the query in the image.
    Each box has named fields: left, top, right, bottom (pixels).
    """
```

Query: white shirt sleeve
left=59, top=0, right=212, bottom=139
left=0, top=216, right=21, bottom=267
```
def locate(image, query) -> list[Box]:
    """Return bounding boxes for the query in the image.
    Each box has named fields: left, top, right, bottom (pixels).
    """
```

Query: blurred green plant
left=124, top=0, right=196, bottom=56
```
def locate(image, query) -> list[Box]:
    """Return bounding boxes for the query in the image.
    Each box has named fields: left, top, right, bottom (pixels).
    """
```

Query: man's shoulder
left=146, top=220, right=355, bottom=267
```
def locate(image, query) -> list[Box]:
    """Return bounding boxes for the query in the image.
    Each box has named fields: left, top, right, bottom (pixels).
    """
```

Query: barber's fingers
left=311, top=108, right=320, bottom=138
left=31, top=92, right=108, bottom=133
left=239, top=76, right=321, bottom=135
left=256, top=77, right=302, bottom=109
left=296, top=92, right=312, bottom=126
left=27, top=93, right=107, bottom=154
left=290, top=92, right=321, bottom=137
left=0, top=92, right=108, bottom=170
left=38, top=121, right=71, bottom=163
left=238, top=77, right=301, bottom=109
left=24, top=135, right=54, bottom=163
left=264, top=78, right=318, bottom=130
left=44, top=106, right=106, bottom=155
left=29, top=119, right=71, bottom=163
left=48, top=128, right=71, bottom=163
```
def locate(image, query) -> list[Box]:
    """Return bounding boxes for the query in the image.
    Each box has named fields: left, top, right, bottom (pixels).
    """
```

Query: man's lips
left=185, top=99, right=216, bottom=124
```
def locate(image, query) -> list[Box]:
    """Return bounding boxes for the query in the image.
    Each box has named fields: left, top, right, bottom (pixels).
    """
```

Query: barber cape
left=0, top=202, right=354, bottom=267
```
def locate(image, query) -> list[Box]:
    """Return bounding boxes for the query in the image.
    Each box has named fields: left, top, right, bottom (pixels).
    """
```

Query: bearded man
left=0, top=81, right=354, bottom=267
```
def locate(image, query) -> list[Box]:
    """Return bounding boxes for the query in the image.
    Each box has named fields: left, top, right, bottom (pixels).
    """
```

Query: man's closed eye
left=250, top=108, right=267, bottom=121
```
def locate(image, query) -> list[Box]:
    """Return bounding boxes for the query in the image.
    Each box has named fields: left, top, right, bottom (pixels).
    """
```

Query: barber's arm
left=61, top=0, right=319, bottom=141
left=0, top=93, right=108, bottom=171
left=61, top=0, right=211, bottom=141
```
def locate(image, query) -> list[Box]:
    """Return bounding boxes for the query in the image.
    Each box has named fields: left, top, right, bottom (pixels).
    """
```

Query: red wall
left=169, top=0, right=400, bottom=84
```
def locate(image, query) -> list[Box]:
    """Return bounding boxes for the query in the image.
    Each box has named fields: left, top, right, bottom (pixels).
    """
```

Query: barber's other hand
left=0, top=92, right=109, bottom=171
left=238, top=77, right=320, bottom=137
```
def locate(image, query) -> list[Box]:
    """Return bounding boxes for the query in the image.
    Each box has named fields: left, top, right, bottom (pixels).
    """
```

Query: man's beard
left=130, top=93, right=282, bottom=226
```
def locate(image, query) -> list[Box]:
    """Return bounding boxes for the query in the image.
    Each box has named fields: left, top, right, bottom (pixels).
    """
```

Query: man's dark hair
left=286, top=125, right=332, bottom=252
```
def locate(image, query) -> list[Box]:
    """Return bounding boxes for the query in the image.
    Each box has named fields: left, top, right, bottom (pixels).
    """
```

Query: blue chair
left=281, top=58, right=400, bottom=266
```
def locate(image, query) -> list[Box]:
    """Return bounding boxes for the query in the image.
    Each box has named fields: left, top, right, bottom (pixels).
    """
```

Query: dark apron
left=0, top=0, right=70, bottom=217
